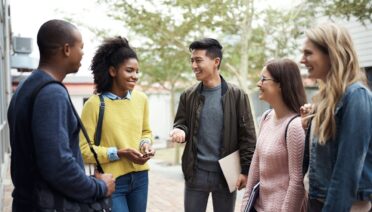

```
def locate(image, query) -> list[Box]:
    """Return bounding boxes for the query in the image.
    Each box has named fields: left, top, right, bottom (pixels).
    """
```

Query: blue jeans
left=185, top=168, right=236, bottom=212
left=112, top=171, right=148, bottom=212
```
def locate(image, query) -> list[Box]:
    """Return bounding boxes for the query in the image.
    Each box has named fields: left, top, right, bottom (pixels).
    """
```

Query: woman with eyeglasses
left=300, top=23, right=372, bottom=212
left=241, top=58, right=307, bottom=212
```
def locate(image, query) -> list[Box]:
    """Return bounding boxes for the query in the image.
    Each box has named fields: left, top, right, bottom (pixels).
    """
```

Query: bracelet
left=139, top=139, right=151, bottom=148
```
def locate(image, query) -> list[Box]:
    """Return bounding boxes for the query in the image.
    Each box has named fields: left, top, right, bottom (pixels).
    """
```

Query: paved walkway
left=1, top=159, right=244, bottom=212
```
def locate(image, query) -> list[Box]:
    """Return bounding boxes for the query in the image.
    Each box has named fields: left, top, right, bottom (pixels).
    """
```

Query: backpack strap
left=263, top=109, right=272, bottom=121
left=258, top=109, right=272, bottom=134
left=302, top=118, right=312, bottom=176
left=29, top=80, right=64, bottom=115
left=260, top=110, right=299, bottom=144
left=29, top=80, right=105, bottom=173
left=94, top=95, right=105, bottom=146
left=285, top=114, right=300, bottom=143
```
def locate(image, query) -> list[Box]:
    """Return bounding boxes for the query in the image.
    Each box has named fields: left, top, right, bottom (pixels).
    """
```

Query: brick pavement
left=1, top=159, right=244, bottom=212
left=148, top=160, right=244, bottom=212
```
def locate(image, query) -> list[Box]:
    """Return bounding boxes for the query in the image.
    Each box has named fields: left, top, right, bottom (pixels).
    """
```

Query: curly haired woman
left=79, top=36, right=154, bottom=212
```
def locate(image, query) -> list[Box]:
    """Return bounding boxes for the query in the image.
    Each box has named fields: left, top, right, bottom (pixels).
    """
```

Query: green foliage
left=306, top=0, right=372, bottom=23
left=97, top=0, right=371, bottom=90
left=98, top=0, right=263, bottom=90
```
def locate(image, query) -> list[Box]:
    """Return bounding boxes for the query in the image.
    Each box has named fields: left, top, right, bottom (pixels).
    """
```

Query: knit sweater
left=8, top=70, right=107, bottom=210
left=241, top=111, right=306, bottom=212
left=79, top=91, right=152, bottom=179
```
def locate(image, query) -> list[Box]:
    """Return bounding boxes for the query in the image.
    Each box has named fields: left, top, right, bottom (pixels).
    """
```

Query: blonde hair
left=306, top=23, right=364, bottom=144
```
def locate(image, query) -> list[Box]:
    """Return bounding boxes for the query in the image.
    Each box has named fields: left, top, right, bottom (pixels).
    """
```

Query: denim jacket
left=308, top=82, right=372, bottom=212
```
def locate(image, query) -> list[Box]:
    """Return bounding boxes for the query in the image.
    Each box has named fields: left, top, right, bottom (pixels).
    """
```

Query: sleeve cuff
left=93, top=176, right=108, bottom=199
left=241, top=165, right=249, bottom=175
left=107, top=147, right=120, bottom=161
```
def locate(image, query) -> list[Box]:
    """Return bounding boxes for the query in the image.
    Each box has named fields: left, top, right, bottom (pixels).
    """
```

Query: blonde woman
left=300, top=23, right=372, bottom=211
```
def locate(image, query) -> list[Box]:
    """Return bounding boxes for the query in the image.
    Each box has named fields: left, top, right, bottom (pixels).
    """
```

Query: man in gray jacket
left=170, top=38, right=256, bottom=212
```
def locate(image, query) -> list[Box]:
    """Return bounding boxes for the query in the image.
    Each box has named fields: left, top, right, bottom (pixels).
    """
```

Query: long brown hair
left=265, top=58, right=307, bottom=114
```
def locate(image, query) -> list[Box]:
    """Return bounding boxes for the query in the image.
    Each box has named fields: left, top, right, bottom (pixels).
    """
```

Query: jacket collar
left=196, top=75, right=228, bottom=96
left=335, top=82, right=366, bottom=115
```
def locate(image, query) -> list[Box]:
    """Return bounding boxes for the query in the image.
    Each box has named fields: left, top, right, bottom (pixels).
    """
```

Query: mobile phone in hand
left=142, top=152, right=155, bottom=158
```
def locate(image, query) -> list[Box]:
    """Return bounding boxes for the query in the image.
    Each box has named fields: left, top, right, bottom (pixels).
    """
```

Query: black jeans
left=185, top=168, right=236, bottom=212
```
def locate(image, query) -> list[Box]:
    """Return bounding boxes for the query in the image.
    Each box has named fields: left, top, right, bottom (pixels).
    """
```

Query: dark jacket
left=7, top=70, right=107, bottom=211
left=173, top=76, right=256, bottom=181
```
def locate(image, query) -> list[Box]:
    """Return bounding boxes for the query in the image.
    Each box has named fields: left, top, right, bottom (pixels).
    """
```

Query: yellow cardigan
left=79, top=91, right=152, bottom=179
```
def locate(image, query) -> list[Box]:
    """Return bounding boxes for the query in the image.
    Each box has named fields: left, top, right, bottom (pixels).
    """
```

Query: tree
left=306, top=0, right=372, bottom=24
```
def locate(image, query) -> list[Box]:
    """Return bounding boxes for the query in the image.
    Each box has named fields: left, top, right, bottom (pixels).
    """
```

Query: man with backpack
left=7, top=19, right=115, bottom=211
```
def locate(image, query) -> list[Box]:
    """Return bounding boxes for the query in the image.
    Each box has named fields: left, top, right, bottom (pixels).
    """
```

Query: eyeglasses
left=259, top=75, right=275, bottom=84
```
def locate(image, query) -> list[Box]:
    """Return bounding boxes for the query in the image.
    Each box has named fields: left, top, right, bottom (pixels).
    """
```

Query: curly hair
left=90, top=36, right=138, bottom=94
left=306, top=23, right=364, bottom=144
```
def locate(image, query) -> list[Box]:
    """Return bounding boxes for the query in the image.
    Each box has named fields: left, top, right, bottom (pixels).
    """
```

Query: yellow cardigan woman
left=80, top=36, right=154, bottom=212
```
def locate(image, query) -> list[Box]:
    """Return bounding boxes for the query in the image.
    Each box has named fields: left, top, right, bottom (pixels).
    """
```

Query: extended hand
left=300, top=103, right=313, bottom=130
left=169, top=128, right=186, bottom=143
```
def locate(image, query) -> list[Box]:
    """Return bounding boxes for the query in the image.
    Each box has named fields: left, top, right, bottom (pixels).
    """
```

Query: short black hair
left=91, top=36, right=138, bottom=93
left=37, top=19, right=78, bottom=59
left=189, top=38, right=223, bottom=69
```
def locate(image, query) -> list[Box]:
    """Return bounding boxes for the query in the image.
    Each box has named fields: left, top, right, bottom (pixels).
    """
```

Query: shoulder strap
left=29, top=80, right=64, bottom=123
left=302, top=118, right=312, bottom=176
left=285, top=114, right=300, bottom=143
left=30, top=81, right=105, bottom=173
left=94, top=95, right=105, bottom=146
left=258, top=109, right=272, bottom=134
left=263, top=109, right=272, bottom=121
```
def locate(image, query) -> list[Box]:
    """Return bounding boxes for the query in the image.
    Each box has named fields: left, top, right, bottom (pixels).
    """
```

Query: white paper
left=218, top=150, right=241, bottom=193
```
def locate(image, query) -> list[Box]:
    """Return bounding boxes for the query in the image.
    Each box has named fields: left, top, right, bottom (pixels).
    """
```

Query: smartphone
left=142, top=152, right=155, bottom=158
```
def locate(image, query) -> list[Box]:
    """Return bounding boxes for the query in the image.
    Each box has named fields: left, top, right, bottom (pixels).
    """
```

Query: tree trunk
left=238, top=0, right=258, bottom=131
left=169, top=84, right=181, bottom=165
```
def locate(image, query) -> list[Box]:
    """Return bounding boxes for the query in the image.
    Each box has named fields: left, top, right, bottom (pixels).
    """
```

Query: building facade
left=341, top=18, right=372, bottom=88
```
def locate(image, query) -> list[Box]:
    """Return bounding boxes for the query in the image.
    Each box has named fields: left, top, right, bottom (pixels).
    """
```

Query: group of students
left=7, top=18, right=372, bottom=212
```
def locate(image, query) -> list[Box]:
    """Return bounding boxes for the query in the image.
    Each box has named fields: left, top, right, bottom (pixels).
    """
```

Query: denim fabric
left=308, top=82, right=372, bottom=211
left=112, top=171, right=148, bottom=212
left=107, top=147, right=120, bottom=161
left=102, top=91, right=131, bottom=100
left=185, top=168, right=236, bottom=212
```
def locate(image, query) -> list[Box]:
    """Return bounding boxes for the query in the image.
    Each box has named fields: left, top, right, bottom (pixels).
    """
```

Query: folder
left=244, top=182, right=260, bottom=212
left=218, top=150, right=241, bottom=193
